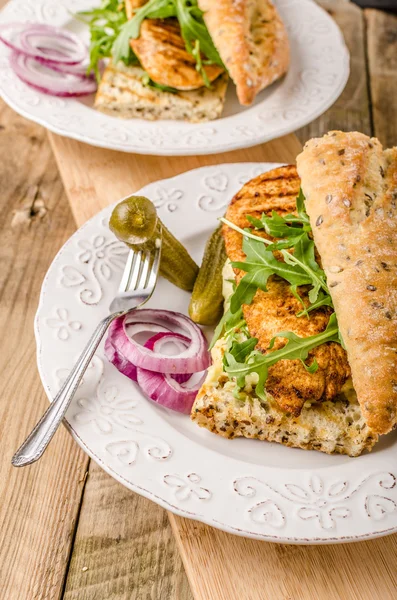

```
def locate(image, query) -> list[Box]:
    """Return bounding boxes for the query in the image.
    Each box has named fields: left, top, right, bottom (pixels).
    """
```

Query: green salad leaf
left=112, top=0, right=175, bottom=62
left=224, top=313, right=341, bottom=400
left=211, top=189, right=344, bottom=400
left=141, top=72, right=178, bottom=93
left=220, top=219, right=330, bottom=313
left=76, top=0, right=138, bottom=80
left=111, top=0, right=223, bottom=86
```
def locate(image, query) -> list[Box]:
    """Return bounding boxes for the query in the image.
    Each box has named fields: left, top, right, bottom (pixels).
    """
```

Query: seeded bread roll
left=192, top=341, right=377, bottom=457
left=297, top=131, right=397, bottom=435
left=198, top=0, right=289, bottom=105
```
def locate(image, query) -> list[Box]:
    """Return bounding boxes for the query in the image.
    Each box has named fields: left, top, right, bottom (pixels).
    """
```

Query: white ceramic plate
left=35, top=164, right=397, bottom=544
left=0, top=0, right=349, bottom=156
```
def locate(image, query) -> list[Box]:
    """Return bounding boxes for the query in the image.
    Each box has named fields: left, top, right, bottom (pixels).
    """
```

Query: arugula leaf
left=141, top=72, right=178, bottom=93
left=77, top=0, right=138, bottom=79
left=224, top=313, right=341, bottom=398
left=111, top=0, right=223, bottom=87
left=112, top=0, right=175, bottom=63
left=174, top=0, right=223, bottom=67
left=210, top=306, right=245, bottom=350
left=230, top=235, right=321, bottom=312
left=296, top=290, right=334, bottom=318
left=221, top=200, right=331, bottom=312
left=228, top=337, right=258, bottom=363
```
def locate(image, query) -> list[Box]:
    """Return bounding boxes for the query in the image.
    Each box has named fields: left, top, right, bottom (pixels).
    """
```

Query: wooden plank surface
left=365, top=8, right=397, bottom=147
left=297, top=0, right=372, bottom=142
left=2, top=1, right=397, bottom=599
left=63, top=462, right=192, bottom=600
left=0, top=100, right=89, bottom=600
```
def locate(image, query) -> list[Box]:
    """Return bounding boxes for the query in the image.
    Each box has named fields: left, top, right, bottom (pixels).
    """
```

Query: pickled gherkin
left=109, top=195, right=199, bottom=291
left=189, top=226, right=227, bottom=325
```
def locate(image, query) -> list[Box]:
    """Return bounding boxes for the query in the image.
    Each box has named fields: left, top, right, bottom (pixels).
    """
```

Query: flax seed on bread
left=297, top=132, right=397, bottom=435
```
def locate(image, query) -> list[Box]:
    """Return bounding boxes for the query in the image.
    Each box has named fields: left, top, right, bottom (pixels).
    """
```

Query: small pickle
left=189, top=226, right=227, bottom=325
left=109, top=195, right=199, bottom=291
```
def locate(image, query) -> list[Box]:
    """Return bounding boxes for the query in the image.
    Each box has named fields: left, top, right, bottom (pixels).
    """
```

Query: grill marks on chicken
left=130, top=19, right=224, bottom=91
left=223, top=166, right=351, bottom=415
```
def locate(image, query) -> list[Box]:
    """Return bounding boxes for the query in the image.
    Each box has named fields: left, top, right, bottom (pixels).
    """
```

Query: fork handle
left=12, top=313, right=118, bottom=467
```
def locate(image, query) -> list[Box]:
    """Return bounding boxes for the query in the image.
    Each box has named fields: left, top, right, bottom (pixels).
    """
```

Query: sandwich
left=79, top=0, right=289, bottom=121
left=192, top=131, right=397, bottom=456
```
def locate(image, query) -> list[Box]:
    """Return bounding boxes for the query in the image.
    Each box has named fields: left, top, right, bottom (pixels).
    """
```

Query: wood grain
left=2, top=0, right=397, bottom=599
left=297, top=0, right=372, bottom=143
left=170, top=518, right=397, bottom=600
left=63, top=463, right=192, bottom=600
left=0, top=101, right=89, bottom=600
left=365, top=8, right=397, bottom=147
left=48, top=134, right=302, bottom=227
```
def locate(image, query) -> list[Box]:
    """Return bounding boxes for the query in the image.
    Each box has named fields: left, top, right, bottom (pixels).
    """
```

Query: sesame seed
left=316, top=215, right=323, bottom=226
left=367, top=285, right=377, bottom=291
left=325, top=194, right=333, bottom=203
left=329, top=266, right=342, bottom=273
left=343, top=199, right=351, bottom=207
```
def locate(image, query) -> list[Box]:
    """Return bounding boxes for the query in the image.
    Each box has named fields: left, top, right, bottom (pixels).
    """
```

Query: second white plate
left=0, top=0, right=349, bottom=155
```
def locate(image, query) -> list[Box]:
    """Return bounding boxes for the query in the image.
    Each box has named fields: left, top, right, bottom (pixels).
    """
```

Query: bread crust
left=297, top=131, right=397, bottom=435
left=198, top=0, right=289, bottom=105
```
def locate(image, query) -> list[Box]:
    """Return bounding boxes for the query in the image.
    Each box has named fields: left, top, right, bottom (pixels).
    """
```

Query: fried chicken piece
left=223, top=165, right=351, bottom=415
left=130, top=19, right=224, bottom=91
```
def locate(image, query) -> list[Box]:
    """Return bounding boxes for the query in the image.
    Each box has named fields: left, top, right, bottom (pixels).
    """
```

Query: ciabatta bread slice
left=95, top=63, right=228, bottom=122
left=297, top=131, right=397, bottom=434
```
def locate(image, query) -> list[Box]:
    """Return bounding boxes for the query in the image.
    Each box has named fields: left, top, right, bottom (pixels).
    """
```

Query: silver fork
left=12, top=236, right=162, bottom=467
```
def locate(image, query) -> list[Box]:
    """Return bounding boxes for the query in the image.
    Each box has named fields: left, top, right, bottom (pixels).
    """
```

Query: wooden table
left=1, top=2, right=397, bottom=599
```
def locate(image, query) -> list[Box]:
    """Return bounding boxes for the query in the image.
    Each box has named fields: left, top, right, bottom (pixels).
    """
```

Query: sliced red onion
left=105, top=337, right=138, bottom=381
left=137, top=367, right=206, bottom=414
left=144, top=332, right=192, bottom=384
left=42, top=60, right=92, bottom=77
left=109, top=310, right=210, bottom=375
left=0, top=22, right=86, bottom=64
left=10, top=51, right=97, bottom=97
left=106, top=329, right=193, bottom=384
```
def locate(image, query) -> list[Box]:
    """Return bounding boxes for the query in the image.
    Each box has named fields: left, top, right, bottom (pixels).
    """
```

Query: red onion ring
left=105, top=327, right=194, bottom=384
left=136, top=367, right=206, bottom=415
left=0, top=22, right=87, bottom=64
left=10, top=51, right=97, bottom=97
left=105, top=337, right=138, bottom=381
left=144, top=332, right=192, bottom=384
left=109, top=310, right=210, bottom=375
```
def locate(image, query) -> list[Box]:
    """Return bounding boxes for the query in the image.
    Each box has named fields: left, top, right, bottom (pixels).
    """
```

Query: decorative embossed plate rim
left=0, top=0, right=349, bottom=156
left=35, top=164, right=397, bottom=544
